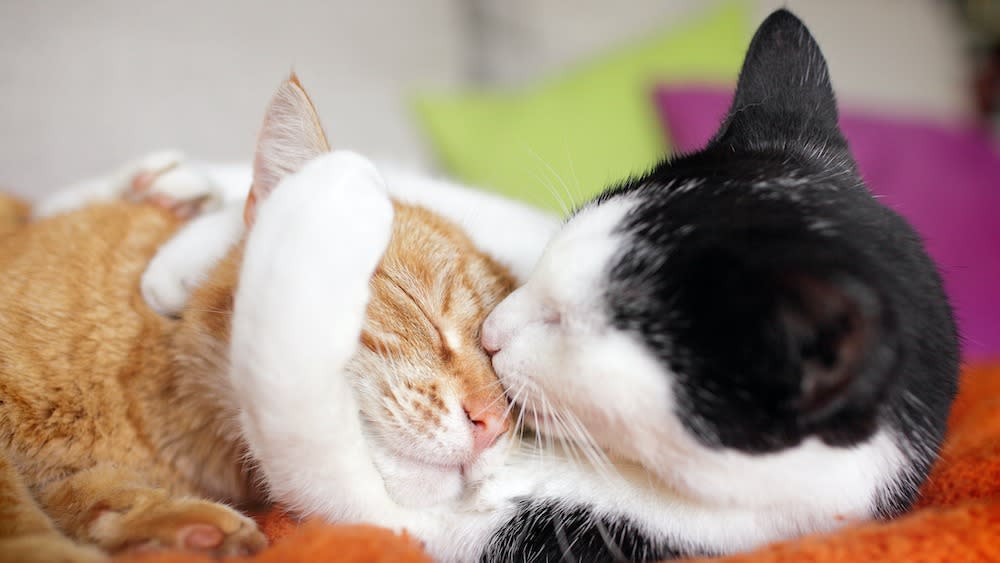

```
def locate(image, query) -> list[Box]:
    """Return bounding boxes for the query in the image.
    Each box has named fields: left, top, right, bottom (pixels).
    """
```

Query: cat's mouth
left=385, top=448, right=472, bottom=476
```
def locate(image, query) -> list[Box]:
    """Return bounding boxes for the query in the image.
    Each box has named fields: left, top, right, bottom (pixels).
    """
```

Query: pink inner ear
left=247, top=74, right=331, bottom=228
left=243, top=190, right=258, bottom=227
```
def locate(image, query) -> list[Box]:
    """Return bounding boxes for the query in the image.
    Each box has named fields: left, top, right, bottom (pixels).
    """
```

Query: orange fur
left=0, top=202, right=263, bottom=561
left=0, top=196, right=514, bottom=561
left=358, top=202, right=516, bottom=429
left=0, top=193, right=29, bottom=238
left=0, top=76, right=515, bottom=561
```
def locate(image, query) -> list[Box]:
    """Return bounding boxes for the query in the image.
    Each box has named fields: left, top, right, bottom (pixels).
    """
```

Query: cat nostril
left=463, top=399, right=511, bottom=455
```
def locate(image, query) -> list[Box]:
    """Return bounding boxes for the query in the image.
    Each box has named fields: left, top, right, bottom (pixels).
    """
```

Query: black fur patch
left=483, top=500, right=696, bottom=562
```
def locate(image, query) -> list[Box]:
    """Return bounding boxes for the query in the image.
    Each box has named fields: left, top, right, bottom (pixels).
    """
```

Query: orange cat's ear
left=245, top=73, right=332, bottom=227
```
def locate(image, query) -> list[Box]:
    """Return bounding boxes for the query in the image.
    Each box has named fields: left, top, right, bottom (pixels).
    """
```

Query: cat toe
left=212, top=517, right=269, bottom=557
left=123, top=154, right=224, bottom=218
left=176, top=519, right=267, bottom=556
left=122, top=151, right=185, bottom=199
left=178, top=523, right=224, bottom=550
left=140, top=261, right=192, bottom=317
left=163, top=505, right=267, bottom=557
left=92, top=498, right=267, bottom=557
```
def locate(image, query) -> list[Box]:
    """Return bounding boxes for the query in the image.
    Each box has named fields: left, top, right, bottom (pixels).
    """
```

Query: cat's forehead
left=385, top=205, right=471, bottom=265
left=382, top=203, right=514, bottom=290
left=531, top=196, right=635, bottom=300
left=561, top=195, right=635, bottom=245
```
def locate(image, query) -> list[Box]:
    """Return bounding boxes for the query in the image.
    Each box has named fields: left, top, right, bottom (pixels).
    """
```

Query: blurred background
left=0, top=0, right=998, bottom=359
left=0, top=0, right=988, bottom=195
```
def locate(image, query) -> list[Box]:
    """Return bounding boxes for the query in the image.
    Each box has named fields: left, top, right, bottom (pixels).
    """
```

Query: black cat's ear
left=710, top=10, right=846, bottom=152
left=777, top=273, right=887, bottom=422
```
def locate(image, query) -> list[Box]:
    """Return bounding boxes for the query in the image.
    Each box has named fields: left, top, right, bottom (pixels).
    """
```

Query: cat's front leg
left=0, top=449, right=107, bottom=562
left=33, top=151, right=224, bottom=219
left=35, top=463, right=265, bottom=557
left=230, top=151, right=414, bottom=526
left=141, top=204, right=245, bottom=316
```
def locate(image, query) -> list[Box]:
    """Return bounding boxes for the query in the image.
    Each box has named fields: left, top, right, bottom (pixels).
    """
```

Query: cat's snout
left=463, top=396, right=510, bottom=455
left=480, top=316, right=502, bottom=356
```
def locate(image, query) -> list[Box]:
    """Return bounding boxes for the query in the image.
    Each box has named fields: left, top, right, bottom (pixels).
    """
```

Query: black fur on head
left=598, top=9, right=958, bottom=510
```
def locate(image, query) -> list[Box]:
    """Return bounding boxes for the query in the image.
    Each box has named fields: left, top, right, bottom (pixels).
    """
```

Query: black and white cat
left=479, top=9, right=959, bottom=559
left=45, top=10, right=958, bottom=562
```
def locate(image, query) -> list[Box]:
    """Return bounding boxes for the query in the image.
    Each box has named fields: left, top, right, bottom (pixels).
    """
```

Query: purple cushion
left=654, top=85, right=1000, bottom=361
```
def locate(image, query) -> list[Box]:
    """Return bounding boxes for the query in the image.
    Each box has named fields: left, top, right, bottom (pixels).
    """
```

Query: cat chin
left=370, top=445, right=464, bottom=508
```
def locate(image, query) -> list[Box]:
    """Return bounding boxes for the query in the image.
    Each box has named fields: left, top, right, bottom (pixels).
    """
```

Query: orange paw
left=89, top=497, right=267, bottom=557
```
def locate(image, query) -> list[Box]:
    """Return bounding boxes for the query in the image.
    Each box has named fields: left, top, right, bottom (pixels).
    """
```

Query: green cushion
left=412, top=2, right=750, bottom=214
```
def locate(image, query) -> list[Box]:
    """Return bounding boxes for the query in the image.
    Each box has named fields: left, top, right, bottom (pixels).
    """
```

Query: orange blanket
left=126, top=362, right=1000, bottom=563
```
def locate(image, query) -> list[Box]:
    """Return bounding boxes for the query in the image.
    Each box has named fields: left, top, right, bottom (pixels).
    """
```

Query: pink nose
left=463, top=397, right=511, bottom=455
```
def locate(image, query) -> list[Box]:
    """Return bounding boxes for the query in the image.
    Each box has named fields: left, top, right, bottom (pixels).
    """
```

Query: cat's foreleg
left=141, top=204, right=246, bottom=316
left=230, top=152, right=415, bottom=526
left=0, top=449, right=106, bottom=562
left=33, top=151, right=224, bottom=219
left=35, top=463, right=265, bottom=557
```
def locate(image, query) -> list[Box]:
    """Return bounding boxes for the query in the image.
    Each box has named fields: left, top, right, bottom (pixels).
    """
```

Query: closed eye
left=381, top=270, right=452, bottom=355
left=542, top=307, right=561, bottom=325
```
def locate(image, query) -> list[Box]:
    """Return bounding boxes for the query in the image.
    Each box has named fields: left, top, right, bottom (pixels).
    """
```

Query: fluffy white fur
left=31, top=150, right=225, bottom=219
left=141, top=204, right=245, bottom=315
left=230, top=151, right=405, bottom=521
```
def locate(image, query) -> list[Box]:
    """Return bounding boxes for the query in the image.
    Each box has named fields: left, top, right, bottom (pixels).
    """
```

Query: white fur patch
left=33, top=150, right=224, bottom=218
left=142, top=204, right=245, bottom=316
left=230, top=151, right=408, bottom=522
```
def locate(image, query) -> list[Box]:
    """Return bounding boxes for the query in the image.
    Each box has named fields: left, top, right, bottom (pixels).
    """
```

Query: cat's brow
left=379, top=267, right=454, bottom=362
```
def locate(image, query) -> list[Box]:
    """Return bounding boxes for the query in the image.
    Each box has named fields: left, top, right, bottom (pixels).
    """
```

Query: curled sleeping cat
left=0, top=75, right=555, bottom=560
left=95, top=11, right=957, bottom=562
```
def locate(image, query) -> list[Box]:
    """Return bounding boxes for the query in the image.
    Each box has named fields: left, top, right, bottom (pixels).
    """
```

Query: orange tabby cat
left=0, top=76, right=514, bottom=561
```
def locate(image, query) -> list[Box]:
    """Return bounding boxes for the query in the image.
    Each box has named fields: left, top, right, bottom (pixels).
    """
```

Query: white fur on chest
left=467, top=427, right=902, bottom=557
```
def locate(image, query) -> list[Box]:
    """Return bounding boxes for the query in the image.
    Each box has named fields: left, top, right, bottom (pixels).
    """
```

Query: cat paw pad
left=123, top=152, right=224, bottom=219
left=91, top=498, right=267, bottom=557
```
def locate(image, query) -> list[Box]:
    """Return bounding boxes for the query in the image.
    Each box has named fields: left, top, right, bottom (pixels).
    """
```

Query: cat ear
left=245, top=73, right=332, bottom=227
left=709, top=10, right=847, bottom=153
left=777, top=273, right=887, bottom=422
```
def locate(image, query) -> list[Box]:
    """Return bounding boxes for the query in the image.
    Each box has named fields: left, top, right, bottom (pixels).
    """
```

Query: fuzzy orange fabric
left=120, top=362, right=1000, bottom=563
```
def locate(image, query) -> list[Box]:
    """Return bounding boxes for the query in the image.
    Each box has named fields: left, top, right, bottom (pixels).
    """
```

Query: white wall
left=0, top=0, right=465, bottom=197
left=0, top=1, right=970, bottom=198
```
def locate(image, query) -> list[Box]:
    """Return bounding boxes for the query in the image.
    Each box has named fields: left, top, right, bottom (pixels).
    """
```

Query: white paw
left=123, top=152, right=226, bottom=219
left=249, top=151, right=393, bottom=279
left=141, top=253, right=198, bottom=317
left=141, top=205, right=246, bottom=316
left=35, top=150, right=225, bottom=219
left=234, top=150, right=394, bottom=373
